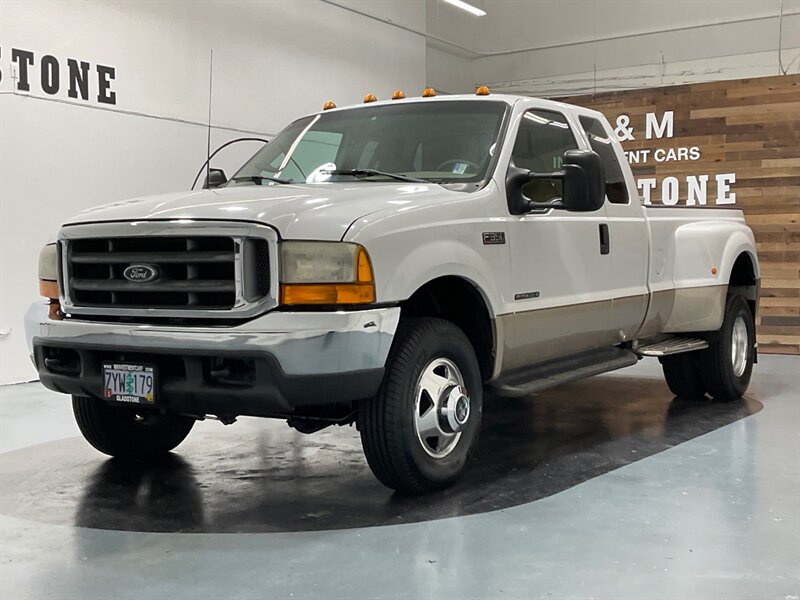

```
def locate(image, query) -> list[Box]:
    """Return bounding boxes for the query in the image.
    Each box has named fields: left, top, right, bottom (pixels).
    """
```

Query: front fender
left=377, top=238, right=503, bottom=314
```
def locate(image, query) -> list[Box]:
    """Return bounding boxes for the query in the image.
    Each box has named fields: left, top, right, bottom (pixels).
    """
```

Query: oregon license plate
left=103, top=363, right=157, bottom=404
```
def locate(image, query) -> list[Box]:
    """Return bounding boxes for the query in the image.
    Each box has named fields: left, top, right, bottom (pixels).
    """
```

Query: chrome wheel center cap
left=440, top=385, right=471, bottom=433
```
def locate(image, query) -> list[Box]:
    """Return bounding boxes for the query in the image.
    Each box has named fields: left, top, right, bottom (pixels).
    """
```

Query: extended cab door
left=501, top=106, right=617, bottom=372
left=578, top=114, right=650, bottom=341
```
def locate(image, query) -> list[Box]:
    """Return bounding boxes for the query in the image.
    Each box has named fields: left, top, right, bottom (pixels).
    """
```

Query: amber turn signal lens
left=280, top=283, right=375, bottom=305
left=475, top=85, right=490, bottom=95
left=422, top=87, right=436, bottom=97
left=391, top=89, right=406, bottom=100
left=322, top=100, right=337, bottom=110
left=356, top=247, right=373, bottom=284
left=39, top=279, right=59, bottom=300
left=363, top=93, right=377, bottom=103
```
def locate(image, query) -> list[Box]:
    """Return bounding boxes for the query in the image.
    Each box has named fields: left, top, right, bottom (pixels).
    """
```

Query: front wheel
left=72, top=395, right=195, bottom=459
left=358, top=318, right=483, bottom=494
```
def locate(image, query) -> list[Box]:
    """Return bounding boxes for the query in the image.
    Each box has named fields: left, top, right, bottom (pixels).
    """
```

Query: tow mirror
left=506, top=149, right=605, bottom=215
left=203, top=168, right=228, bottom=189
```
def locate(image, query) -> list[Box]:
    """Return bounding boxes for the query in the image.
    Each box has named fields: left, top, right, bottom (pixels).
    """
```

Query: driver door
left=503, top=107, right=615, bottom=371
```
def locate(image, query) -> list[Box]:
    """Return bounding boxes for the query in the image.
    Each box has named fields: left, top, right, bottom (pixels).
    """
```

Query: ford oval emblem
left=123, top=264, right=160, bottom=283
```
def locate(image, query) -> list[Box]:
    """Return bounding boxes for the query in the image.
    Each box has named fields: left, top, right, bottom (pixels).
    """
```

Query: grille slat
left=71, top=279, right=235, bottom=292
left=71, top=251, right=233, bottom=264
left=65, top=234, right=270, bottom=312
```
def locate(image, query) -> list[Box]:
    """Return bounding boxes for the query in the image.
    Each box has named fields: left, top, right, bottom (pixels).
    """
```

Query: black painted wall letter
left=40, top=55, right=60, bottom=95
left=96, top=64, right=116, bottom=105
left=11, top=48, right=34, bottom=92
left=67, top=59, right=90, bottom=100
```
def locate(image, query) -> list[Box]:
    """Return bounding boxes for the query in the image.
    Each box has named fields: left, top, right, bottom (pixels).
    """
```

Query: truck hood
left=64, top=182, right=457, bottom=240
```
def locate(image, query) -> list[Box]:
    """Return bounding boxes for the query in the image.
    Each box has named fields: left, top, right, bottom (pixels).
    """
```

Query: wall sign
left=0, top=47, right=117, bottom=104
left=560, top=74, right=800, bottom=355
left=609, top=109, right=736, bottom=206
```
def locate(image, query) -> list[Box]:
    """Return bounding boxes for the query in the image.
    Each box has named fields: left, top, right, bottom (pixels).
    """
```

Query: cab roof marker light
left=441, top=0, right=486, bottom=17
left=391, top=90, right=406, bottom=100
left=422, top=87, right=437, bottom=97
left=323, top=100, right=337, bottom=110
left=363, top=93, right=377, bottom=103
left=475, top=85, right=490, bottom=95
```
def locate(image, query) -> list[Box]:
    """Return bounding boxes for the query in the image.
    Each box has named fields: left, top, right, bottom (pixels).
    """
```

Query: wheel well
left=400, top=276, right=494, bottom=381
left=728, top=252, right=758, bottom=315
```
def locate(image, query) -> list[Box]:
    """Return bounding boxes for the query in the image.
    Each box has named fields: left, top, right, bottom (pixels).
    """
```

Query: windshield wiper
left=230, top=174, right=292, bottom=185
left=323, top=169, right=431, bottom=184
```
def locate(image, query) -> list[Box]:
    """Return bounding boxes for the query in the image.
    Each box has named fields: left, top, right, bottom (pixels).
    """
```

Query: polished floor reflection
left=0, top=375, right=761, bottom=532
left=1, top=357, right=797, bottom=600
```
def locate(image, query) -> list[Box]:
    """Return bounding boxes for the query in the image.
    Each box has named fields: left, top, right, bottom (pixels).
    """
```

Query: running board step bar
left=635, top=337, right=709, bottom=357
left=488, top=348, right=639, bottom=398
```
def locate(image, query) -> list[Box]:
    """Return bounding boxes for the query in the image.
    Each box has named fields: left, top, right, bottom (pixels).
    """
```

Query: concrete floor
left=0, top=355, right=798, bottom=599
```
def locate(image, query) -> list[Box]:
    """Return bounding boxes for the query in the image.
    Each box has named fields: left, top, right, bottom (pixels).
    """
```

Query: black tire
left=659, top=352, right=706, bottom=399
left=358, top=318, right=483, bottom=494
left=72, top=395, right=195, bottom=459
left=698, top=294, right=755, bottom=401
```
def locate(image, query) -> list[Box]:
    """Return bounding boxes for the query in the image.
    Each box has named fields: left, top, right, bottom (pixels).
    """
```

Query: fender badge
left=515, top=291, right=540, bottom=300
left=482, top=232, right=505, bottom=245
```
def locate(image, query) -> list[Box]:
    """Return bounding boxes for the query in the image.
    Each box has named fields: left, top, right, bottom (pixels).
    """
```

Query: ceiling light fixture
left=441, top=0, right=486, bottom=17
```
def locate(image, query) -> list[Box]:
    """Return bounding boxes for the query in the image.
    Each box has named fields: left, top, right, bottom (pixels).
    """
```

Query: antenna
left=205, top=49, right=214, bottom=189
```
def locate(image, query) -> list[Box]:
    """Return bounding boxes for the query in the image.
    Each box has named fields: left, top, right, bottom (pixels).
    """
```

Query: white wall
left=425, top=43, right=473, bottom=93
left=0, top=0, right=426, bottom=384
left=425, top=0, right=800, bottom=95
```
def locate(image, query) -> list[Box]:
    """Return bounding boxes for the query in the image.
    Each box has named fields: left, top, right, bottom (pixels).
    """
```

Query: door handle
left=599, top=224, right=610, bottom=255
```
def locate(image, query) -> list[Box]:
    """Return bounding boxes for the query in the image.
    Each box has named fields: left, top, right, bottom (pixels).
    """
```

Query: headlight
left=38, top=243, right=59, bottom=299
left=280, top=241, right=375, bottom=305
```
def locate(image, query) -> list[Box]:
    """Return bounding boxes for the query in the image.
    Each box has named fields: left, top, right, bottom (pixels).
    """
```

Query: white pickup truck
left=27, top=90, right=760, bottom=494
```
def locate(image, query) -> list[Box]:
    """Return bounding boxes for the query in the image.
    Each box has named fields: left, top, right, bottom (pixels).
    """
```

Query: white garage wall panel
left=0, top=0, right=426, bottom=384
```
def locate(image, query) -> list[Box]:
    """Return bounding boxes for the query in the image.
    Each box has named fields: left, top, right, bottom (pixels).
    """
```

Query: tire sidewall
left=716, top=296, right=755, bottom=397
left=391, top=323, right=483, bottom=485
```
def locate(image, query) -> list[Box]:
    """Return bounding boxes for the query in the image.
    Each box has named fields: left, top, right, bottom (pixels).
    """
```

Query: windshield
left=229, top=100, right=507, bottom=186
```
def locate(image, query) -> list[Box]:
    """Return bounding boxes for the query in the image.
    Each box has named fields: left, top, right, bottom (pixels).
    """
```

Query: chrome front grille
left=69, top=236, right=237, bottom=308
left=60, top=221, right=278, bottom=320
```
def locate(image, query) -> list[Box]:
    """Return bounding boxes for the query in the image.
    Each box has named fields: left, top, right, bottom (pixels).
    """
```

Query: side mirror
left=203, top=168, right=228, bottom=189
left=506, top=149, right=605, bottom=215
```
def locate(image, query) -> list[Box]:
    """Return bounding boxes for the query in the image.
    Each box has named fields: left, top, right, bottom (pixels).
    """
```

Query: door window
left=512, top=110, right=579, bottom=204
left=579, top=116, right=629, bottom=204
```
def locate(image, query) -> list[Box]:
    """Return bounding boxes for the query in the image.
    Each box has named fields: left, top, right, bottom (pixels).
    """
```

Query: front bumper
left=25, top=302, right=400, bottom=418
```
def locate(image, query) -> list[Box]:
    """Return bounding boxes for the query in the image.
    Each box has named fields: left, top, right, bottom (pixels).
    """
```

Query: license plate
left=103, top=362, right=157, bottom=404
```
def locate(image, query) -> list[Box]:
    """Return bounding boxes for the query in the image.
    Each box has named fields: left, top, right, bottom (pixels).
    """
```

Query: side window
left=579, top=115, right=629, bottom=204
left=512, top=110, right=579, bottom=204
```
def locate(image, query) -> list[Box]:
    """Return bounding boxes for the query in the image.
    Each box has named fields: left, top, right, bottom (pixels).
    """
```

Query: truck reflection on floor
left=0, top=375, right=760, bottom=534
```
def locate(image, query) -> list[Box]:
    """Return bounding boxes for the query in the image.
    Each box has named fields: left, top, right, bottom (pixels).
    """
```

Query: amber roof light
left=322, top=100, right=337, bottom=110
left=422, top=87, right=437, bottom=97
left=363, top=93, right=377, bottom=103
left=391, top=89, right=406, bottom=100
left=476, top=85, right=490, bottom=96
